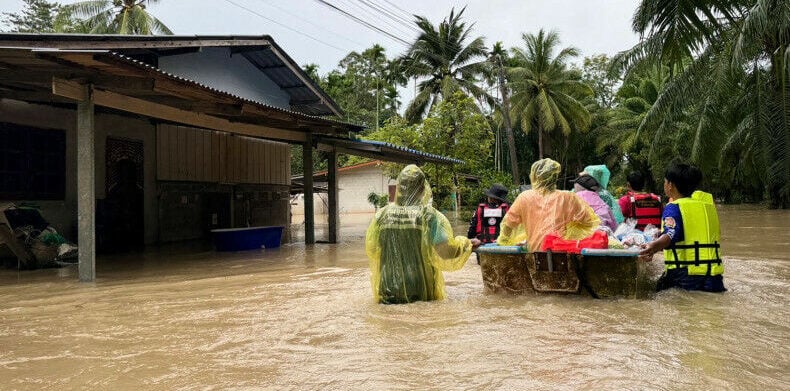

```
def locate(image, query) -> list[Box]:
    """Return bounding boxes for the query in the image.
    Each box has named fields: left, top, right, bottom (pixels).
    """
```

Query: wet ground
left=0, top=205, right=787, bottom=390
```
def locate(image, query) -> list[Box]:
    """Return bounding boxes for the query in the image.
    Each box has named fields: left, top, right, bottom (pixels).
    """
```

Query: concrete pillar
left=77, top=87, right=95, bottom=282
left=327, top=149, right=339, bottom=243
left=302, top=135, right=314, bottom=245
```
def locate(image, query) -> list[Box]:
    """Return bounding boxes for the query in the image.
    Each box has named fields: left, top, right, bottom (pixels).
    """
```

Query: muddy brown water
left=0, top=206, right=787, bottom=390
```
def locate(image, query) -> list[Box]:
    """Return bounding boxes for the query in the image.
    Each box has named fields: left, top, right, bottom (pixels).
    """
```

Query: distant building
left=292, top=160, right=395, bottom=216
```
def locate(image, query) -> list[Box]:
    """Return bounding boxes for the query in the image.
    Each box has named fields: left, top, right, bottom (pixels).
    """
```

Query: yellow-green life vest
left=663, top=191, right=724, bottom=276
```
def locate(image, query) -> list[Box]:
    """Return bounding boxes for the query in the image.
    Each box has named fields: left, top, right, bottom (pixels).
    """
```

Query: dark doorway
left=98, top=138, right=144, bottom=253
left=203, top=192, right=231, bottom=235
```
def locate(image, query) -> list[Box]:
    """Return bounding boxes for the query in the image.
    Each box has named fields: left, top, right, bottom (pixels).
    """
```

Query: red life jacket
left=475, top=203, right=509, bottom=243
left=630, top=193, right=663, bottom=229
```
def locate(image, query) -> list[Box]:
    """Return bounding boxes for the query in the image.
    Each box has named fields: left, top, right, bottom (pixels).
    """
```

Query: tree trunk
left=538, top=123, right=544, bottom=159
left=498, top=67, right=519, bottom=184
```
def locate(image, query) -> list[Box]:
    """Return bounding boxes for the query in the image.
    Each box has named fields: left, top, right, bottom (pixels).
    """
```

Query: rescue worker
left=582, top=164, right=625, bottom=225
left=497, top=159, right=600, bottom=252
left=618, top=171, right=663, bottom=230
left=467, top=184, right=509, bottom=244
left=365, top=165, right=474, bottom=304
left=639, top=162, right=726, bottom=292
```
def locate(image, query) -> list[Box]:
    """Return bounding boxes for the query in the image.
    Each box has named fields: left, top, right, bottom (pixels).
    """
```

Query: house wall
left=155, top=124, right=291, bottom=242
left=157, top=124, right=290, bottom=185
left=292, top=163, right=395, bottom=216
left=0, top=99, right=158, bottom=244
left=0, top=99, right=292, bottom=247
left=158, top=47, right=291, bottom=109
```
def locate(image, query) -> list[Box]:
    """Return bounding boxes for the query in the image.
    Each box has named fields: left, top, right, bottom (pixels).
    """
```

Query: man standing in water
left=639, top=162, right=726, bottom=292
left=365, top=165, right=474, bottom=304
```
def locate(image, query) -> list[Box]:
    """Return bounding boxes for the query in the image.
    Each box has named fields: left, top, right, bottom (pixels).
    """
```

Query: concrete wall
left=159, top=47, right=290, bottom=109
left=0, top=99, right=158, bottom=244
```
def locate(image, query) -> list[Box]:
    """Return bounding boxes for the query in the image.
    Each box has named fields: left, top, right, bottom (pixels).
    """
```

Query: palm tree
left=488, top=41, right=520, bottom=183
left=399, top=7, right=490, bottom=123
left=612, top=0, right=789, bottom=207
left=508, top=29, right=593, bottom=159
left=58, top=0, right=172, bottom=35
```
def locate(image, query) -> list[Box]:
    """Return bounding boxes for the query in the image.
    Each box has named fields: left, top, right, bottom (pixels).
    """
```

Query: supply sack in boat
left=365, top=165, right=472, bottom=304
left=541, top=230, right=608, bottom=254
left=614, top=219, right=652, bottom=249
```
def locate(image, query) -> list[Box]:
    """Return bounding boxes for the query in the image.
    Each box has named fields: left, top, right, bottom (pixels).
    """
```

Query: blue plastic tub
left=211, top=226, right=284, bottom=251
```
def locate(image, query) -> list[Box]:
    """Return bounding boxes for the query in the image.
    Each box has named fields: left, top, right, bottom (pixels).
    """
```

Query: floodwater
left=0, top=206, right=788, bottom=390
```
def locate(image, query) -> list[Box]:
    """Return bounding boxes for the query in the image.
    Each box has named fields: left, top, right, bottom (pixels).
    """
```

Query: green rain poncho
left=583, top=164, right=624, bottom=224
left=365, top=165, right=473, bottom=304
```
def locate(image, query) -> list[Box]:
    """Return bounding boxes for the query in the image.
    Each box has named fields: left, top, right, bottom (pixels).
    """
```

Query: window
left=0, top=123, right=65, bottom=200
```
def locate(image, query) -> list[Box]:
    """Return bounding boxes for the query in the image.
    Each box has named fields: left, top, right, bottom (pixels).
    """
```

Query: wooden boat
left=476, top=245, right=658, bottom=299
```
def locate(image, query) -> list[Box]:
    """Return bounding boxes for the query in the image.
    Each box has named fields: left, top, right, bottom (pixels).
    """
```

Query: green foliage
left=365, top=92, right=494, bottom=208
left=367, top=192, right=389, bottom=209
left=611, top=0, right=789, bottom=207
left=581, top=54, right=620, bottom=109
left=399, top=7, right=492, bottom=123
left=508, top=29, right=594, bottom=159
left=2, top=0, right=62, bottom=32
left=313, top=45, right=400, bottom=130
left=58, top=0, right=172, bottom=35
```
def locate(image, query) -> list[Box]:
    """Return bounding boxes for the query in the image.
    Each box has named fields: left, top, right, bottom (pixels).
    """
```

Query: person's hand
left=470, top=238, right=482, bottom=248
left=638, top=243, right=655, bottom=262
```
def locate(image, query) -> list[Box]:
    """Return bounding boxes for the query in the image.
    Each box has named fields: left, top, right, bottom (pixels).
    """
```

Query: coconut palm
left=508, top=29, right=593, bottom=159
left=488, top=41, right=519, bottom=183
left=58, top=0, right=172, bottom=35
left=399, top=7, right=490, bottom=123
left=612, top=0, right=789, bottom=207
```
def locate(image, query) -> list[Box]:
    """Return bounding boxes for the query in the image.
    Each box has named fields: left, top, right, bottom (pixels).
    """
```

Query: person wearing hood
left=497, top=159, right=600, bottom=252
left=581, top=164, right=625, bottom=224
left=467, top=184, right=510, bottom=245
left=573, top=174, right=617, bottom=232
left=365, top=165, right=474, bottom=304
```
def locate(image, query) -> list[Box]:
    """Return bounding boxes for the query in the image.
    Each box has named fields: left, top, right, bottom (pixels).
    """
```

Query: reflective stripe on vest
left=663, top=191, right=723, bottom=276
left=475, top=203, right=508, bottom=243
left=630, top=193, right=663, bottom=228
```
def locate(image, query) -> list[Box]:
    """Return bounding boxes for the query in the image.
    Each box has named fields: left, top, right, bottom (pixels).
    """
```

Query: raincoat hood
left=583, top=165, right=611, bottom=189
left=530, top=158, right=562, bottom=194
left=395, top=164, right=431, bottom=206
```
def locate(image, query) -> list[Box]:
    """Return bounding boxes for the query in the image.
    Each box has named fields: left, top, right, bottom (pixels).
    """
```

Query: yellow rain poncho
left=498, top=159, right=600, bottom=251
left=365, top=165, right=473, bottom=304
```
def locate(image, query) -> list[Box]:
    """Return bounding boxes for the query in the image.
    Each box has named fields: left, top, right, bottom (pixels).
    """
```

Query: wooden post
left=76, top=86, right=96, bottom=282
left=327, top=149, right=339, bottom=243
left=302, top=134, right=315, bottom=245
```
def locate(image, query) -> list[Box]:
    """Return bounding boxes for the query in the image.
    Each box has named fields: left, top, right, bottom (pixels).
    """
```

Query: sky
left=2, top=0, right=642, bottom=102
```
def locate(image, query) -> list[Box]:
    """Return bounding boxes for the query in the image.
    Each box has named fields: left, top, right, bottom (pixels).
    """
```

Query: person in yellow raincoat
left=365, top=165, right=473, bottom=304
left=497, top=158, right=600, bottom=251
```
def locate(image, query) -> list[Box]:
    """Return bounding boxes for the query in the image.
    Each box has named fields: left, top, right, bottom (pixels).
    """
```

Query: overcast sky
left=3, top=0, right=642, bottom=100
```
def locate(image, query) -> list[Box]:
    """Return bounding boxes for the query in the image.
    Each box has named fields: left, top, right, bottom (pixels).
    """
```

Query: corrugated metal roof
left=83, top=50, right=364, bottom=131
left=0, top=33, right=344, bottom=117
left=316, top=136, right=464, bottom=166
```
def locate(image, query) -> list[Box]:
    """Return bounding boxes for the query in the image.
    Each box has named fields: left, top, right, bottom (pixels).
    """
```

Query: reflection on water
left=0, top=206, right=788, bottom=389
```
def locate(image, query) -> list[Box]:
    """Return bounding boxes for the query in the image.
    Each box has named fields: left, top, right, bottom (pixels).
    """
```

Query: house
left=292, top=160, right=394, bottom=216
left=0, top=33, right=460, bottom=281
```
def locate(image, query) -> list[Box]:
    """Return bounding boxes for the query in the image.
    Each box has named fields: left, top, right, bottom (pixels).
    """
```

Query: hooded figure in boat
left=497, top=159, right=600, bottom=252
left=365, top=165, right=473, bottom=304
left=582, top=164, right=625, bottom=225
